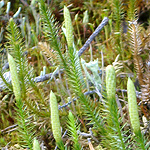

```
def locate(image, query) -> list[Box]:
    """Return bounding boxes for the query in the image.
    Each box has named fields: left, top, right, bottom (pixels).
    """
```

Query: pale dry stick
left=87, top=138, right=95, bottom=150
left=77, top=128, right=99, bottom=143
left=78, top=17, right=109, bottom=57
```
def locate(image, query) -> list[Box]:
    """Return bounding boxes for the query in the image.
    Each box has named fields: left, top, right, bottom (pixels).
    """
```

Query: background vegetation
left=0, top=0, right=150, bottom=149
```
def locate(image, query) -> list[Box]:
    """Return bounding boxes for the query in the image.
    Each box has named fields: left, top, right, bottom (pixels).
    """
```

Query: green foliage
left=110, top=0, right=124, bottom=32
left=62, top=6, right=106, bottom=136
left=67, top=111, right=81, bottom=150
left=0, top=0, right=150, bottom=149
left=8, top=52, right=33, bottom=149
left=15, top=100, right=34, bottom=149
left=5, top=16, right=49, bottom=119
left=38, top=0, right=67, bottom=69
left=128, top=0, right=137, bottom=20
left=6, top=18, right=27, bottom=99
left=104, top=65, right=126, bottom=150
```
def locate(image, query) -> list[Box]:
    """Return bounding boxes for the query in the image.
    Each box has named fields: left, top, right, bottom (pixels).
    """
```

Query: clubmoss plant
left=105, top=65, right=126, bottom=150
left=127, top=77, right=146, bottom=150
left=6, top=16, right=48, bottom=117
left=128, top=0, right=136, bottom=20
left=67, top=111, right=81, bottom=150
left=38, top=0, right=67, bottom=69
left=6, top=18, right=27, bottom=99
left=1, top=0, right=149, bottom=149
left=8, top=53, right=33, bottom=149
left=50, top=90, right=64, bottom=149
left=62, top=5, right=106, bottom=135
left=111, top=0, right=124, bottom=57
left=111, top=0, right=124, bottom=32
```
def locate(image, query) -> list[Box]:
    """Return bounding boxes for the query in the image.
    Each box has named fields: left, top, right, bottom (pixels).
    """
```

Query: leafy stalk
left=111, top=0, right=124, bottom=32
left=128, top=0, right=136, bottom=20
left=105, top=65, right=126, bottom=149
left=8, top=53, right=33, bottom=149
left=6, top=17, right=46, bottom=116
left=67, top=111, right=81, bottom=150
left=63, top=6, right=106, bottom=135
left=38, top=0, right=67, bottom=70
left=111, top=0, right=124, bottom=57
left=6, top=18, right=27, bottom=99
left=15, top=100, right=34, bottom=149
